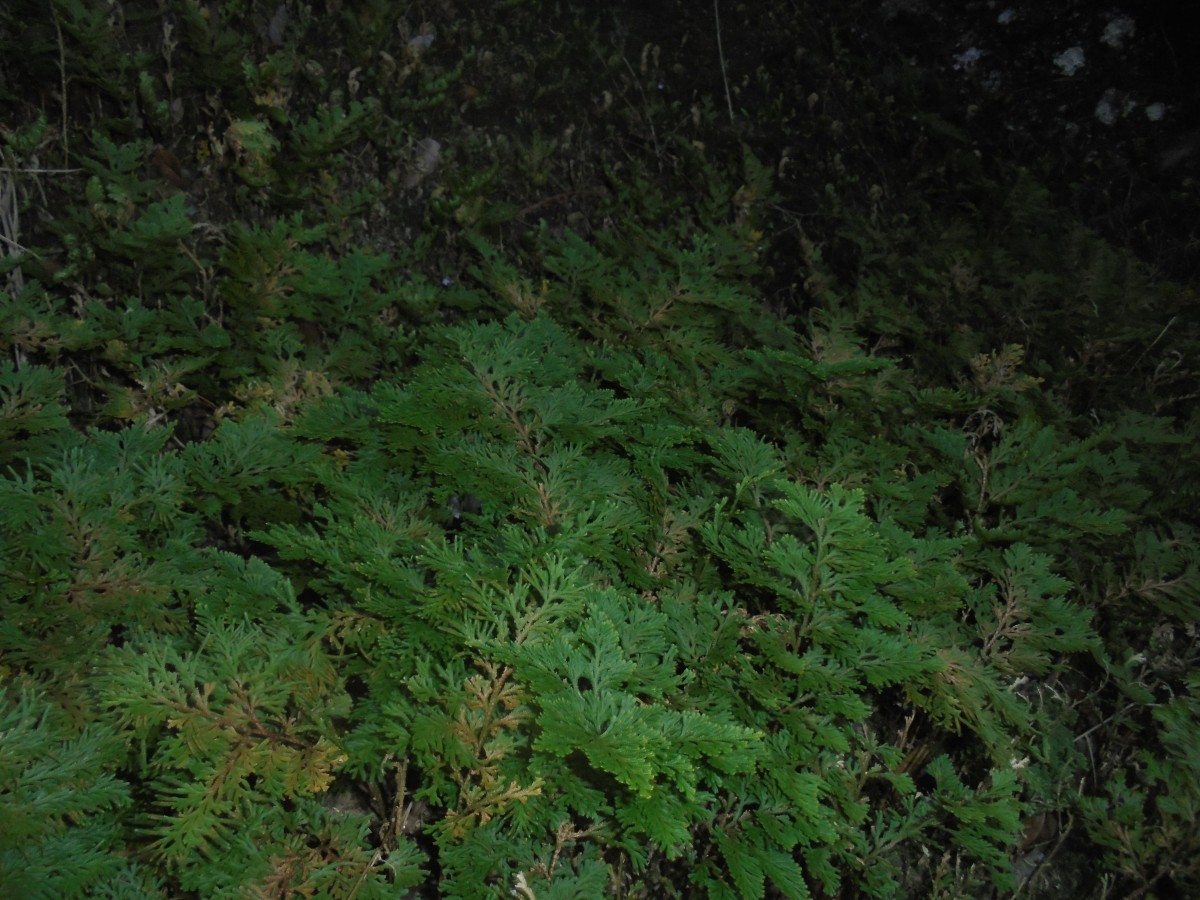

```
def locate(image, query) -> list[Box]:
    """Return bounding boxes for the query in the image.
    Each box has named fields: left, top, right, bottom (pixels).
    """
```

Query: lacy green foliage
left=836, top=168, right=1199, bottom=425
left=0, top=415, right=421, bottom=895
left=2, top=216, right=1198, bottom=895
left=0, top=362, right=71, bottom=461
left=1, top=2, right=1198, bottom=897
left=0, top=688, right=135, bottom=899
left=4, top=127, right=420, bottom=421
left=1077, top=674, right=1200, bottom=895
left=1, top=424, right=193, bottom=683
left=247, top=275, right=1161, bottom=894
left=0, top=0, right=462, bottom=433
left=99, top=615, right=379, bottom=894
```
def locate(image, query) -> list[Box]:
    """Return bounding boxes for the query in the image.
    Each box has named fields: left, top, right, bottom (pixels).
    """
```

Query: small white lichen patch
left=1095, top=88, right=1136, bottom=125
left=954, top=47, right=984, bottom=70
left=1145, top=102, right=1166, bottom=122
left=1053, top=47, right=1086, bottom=76
left=1101, top=14, right=1136, bottom=49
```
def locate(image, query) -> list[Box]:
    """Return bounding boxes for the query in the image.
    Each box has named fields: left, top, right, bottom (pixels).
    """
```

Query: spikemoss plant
left=0, top=1, right=1196, bottom=898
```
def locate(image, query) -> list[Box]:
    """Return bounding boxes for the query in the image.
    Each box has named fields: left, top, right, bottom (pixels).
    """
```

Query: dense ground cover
left=1, top=2, right=1196, bottom=897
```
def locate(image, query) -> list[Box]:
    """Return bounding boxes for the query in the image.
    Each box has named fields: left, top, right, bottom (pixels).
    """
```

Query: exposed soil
left=858, top=0, right=1200, bottom=281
